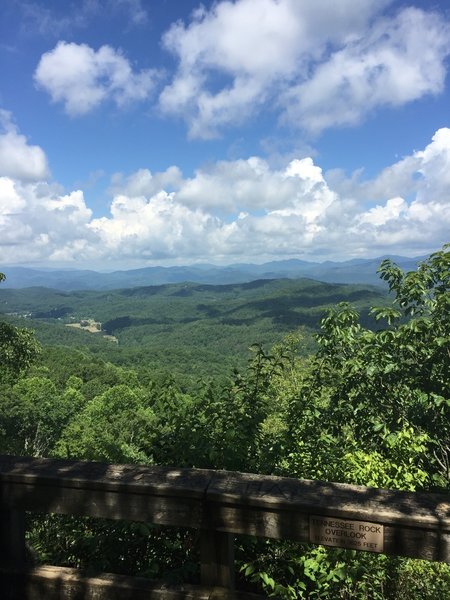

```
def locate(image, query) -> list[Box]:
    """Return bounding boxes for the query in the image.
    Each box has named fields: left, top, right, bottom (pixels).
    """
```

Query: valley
left=0, top=277, right=386, bottom=378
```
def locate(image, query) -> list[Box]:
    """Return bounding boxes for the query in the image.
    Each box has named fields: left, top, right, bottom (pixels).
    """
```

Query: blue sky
left=0, top=0, right=449, bottom=269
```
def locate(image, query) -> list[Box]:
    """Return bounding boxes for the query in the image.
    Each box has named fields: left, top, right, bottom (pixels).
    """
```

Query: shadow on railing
left=1, top=455, right=450, bottom=599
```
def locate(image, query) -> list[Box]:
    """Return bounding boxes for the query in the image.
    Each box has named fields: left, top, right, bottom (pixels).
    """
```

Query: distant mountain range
left=0, top=256, right=423, bottom=291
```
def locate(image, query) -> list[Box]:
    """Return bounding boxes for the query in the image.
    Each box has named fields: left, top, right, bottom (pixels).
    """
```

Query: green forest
left=0, top=245, right=449, bottom=598
left=0, top=277, right=384, bottom=379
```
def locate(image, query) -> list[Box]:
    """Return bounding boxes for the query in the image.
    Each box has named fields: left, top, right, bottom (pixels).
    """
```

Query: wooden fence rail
left=1, top=455, right=450, bottom=598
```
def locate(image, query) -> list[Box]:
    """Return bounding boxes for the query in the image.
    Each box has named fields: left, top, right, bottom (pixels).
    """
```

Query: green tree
left=0, top=376, right=82, bottom=457
left=56, top=384, right=158, bottom=463
left=311, top=244, right=450, bottom=487
left=0, top=273, right=41, bottom=382
left=0, top=321, right=40, bottom=379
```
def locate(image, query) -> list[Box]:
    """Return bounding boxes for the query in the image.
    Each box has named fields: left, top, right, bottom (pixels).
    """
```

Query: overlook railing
left=1, top=455, right=450, bottom=599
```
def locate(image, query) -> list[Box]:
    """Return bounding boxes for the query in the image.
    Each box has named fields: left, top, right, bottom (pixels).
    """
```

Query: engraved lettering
left=310, top=516, right=384, bottom=553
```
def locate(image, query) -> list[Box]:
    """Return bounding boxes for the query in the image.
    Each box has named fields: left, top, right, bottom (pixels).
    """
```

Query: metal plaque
left=310, top=515, right=384, bottom=553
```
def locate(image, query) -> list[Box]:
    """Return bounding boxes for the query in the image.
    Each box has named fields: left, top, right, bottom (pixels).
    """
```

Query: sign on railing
left=309, top=516, right=384, bottom=552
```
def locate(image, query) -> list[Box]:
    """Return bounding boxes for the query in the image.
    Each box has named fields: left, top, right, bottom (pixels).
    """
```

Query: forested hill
left=0, top=278, right=385, bottom=377
left=0, top=255, right=422, bottom=290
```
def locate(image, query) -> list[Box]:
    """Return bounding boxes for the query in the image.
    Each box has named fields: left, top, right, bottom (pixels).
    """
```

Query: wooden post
left=200, top=529, right=235, bottom=590
left=0, top=508, right=27, bottom=600
left=0, top=508, right=26, bottom=565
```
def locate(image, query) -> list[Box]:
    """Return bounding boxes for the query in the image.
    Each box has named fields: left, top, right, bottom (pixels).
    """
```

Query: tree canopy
left=0, top=273, right=41, bottom=381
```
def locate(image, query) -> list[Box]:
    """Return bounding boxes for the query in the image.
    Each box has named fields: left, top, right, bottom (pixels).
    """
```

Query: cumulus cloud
left=31, top=2, right=450, bottom=137
left=87, top=156, right=338, bottom=262
left=159, top=0, right=450, bottom=138
left=0, top=178, right=94, bottom=263
left=325, top=129, right=450, bottom=255
left=0, top=113, right=92, bottom=263
left=326, top=153, right=421, bottom=206
left=415, top=127, right=450, bottom=203
left=0, top=110, right=49, bottom=181
left=109, top=167, right=183, bottom=199
left=35, top=42, right=157, bottom=115
left=283, top=8, right=450, bottom=132
left=0, top=177, right=27, bottom=214
left=57, top=127, right=450, bottom=261
left=1, top=119, right=450, bottom=265
left=88, top=191, right=219, bottom=261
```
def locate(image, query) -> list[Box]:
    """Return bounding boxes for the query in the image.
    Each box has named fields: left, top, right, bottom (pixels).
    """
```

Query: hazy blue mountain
left=0, top=256, right=422, bottom=291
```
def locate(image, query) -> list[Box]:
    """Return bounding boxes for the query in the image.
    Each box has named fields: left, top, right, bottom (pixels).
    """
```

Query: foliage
left=393, top=559, right=450, bottom=599
left=0, top=272, right=40, bottom=382
left=236, top=245, right=450, bottom=596
left=240, top=543, right=394, bottom=599
left=0, top=376, right=80, bottom=456
left=310, top=244, right=450, bottom=487
left=27, top=514, right=199, bottom=583
left=55, top=384, right=157, bottom=463
left=0, top=322, right=41, bottom=380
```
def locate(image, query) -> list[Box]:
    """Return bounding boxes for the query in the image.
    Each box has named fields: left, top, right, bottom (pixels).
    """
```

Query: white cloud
left=175, top=156, right=336, bottom=215
left=88, top=191, right=219, bottom=261
left=159, top=0, right=449, bottom=138
left=0, top=112, right=93, bottom=262
left=415, top=128, right=450, bottom=202
left=0, top=110, right=49, bottom=181
left=0, top=178, right=94, bottom=264
left=0, top=177, right=26, bottom=214
left=86, top=127, right=450, bottom=262
left=30, top=2, right=450, bottom=138
left=35, top=42, right=157, bottom=116
left=326, top=153, right=421, bottom=206
left=109, top=167, right=183, bottom=198
left=283, top=8, right=450, bottom=133
left=1, top=119, right=449, bottom=266
left=328, top=127, right=450, bottom=208
left=359, top=196, right=408, bottom=226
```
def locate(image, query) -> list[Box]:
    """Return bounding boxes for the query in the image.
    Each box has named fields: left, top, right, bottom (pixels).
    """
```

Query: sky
left=0, top=0, right=449, bottom=270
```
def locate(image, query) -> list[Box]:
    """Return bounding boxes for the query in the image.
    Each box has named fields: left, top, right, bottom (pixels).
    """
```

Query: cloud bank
left=1, top=117, right=449, bottom=267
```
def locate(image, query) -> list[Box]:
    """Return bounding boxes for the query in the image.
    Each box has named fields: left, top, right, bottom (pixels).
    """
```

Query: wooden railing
left=1, top=455, right=450, bottom=599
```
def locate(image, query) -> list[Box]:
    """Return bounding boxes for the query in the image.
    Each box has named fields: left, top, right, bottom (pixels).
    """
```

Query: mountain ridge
left=0, top=255, right=423, bottom=291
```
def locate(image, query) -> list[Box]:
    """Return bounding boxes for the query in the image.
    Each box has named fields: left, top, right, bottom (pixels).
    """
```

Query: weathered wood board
left=0, top=455, right=211, bottom=527
left=205, top=470, right=450, bottom=560
left=1, top=455, right=450, bottom=563
left=0, top=566, right=263, bottom=600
